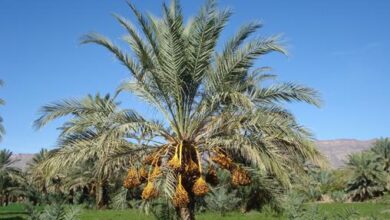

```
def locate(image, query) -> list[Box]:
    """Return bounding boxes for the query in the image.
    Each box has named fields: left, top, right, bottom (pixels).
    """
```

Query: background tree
left=371, top=138, right=390, bottom=172
left=0, top=149, right=21, bottom=206
left=345, top=152, right=386, bottom=201
left=34, top=93, right=147, bottom=209
left=27, top=149, right=51, bottom=196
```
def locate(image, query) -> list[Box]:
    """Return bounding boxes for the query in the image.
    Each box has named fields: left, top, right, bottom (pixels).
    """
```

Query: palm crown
left=83, top=1, right=319, bottom=206
left=34, top=0, right=323, bottom=216
left=371, top=138, right=390, bottom=172
left=0, top=149, right=20, bottom=201
left=346, top=152, right=385, bottom=201
left=34, top=94, right=144, bottom=207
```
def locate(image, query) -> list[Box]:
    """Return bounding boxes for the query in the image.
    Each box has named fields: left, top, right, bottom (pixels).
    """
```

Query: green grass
left=1, top=202, right=390, bottom=220
left=79, top=210, right=279, bottom=220
left=313, top=202, right=390, bottom=219
left=79, top=209, right=153, bottom=220
left=0, top=204, right=27, bottom=220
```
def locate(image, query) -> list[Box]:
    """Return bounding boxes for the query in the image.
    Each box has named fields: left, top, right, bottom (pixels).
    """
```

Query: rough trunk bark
left=95, top=182, right=101, bottom=209
left=179, top=207, right=192, bottom=220
left=96, top=180, right=109, bottom=209
left=178, top=198, right=195, bottom=220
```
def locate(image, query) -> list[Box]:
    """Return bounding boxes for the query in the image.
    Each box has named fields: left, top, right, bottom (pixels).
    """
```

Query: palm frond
left=81, top=33, right=144, bottom=80
left=255, top=82, right=322, bottom=107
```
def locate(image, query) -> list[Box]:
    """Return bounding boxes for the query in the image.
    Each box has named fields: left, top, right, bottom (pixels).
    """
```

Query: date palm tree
left=36, top=0, right=324, bottom=219
left=34, top=93, right=149, bottom=208
left=0, top=80, right=5, bottom=141
left=371, top=138, right=390, bottom=172
left=0, top=149, right=21, bottom=206
left=345, top=152, right=386, bottom=201
left=27, top=149, right=53, bottom=197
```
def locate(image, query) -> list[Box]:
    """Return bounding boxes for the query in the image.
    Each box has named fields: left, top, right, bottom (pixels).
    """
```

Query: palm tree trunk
left=178, top=199, right=195, bottom=220
left=179, top=207, right=192, bottom=220
left=96, top=180, right=109, bottom=209
left=4, top=194, right=9, bottom=206
left=96, top=181, right=102, bottom=209
left=81, top=186, right=89, bottom=203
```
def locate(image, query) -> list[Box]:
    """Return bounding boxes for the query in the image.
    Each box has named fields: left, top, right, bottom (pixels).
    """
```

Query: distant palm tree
left=371, top=138, right=390, bottom=172
left=34, top=93, right=145, bottom=208
left=27, top=149, right=51, bottom=195
left=345, top=152, right=385, bottom=201
left=0, top=80, right=5, bottom=141
left=0, top=149, right=21, bottom=205
left=37, top=0, right=323, bottom=218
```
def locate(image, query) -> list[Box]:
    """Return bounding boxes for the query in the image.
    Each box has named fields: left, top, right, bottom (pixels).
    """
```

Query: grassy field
left=79, top=209, right=278, bottom=220
left=1, top=202, right=390, bottom=219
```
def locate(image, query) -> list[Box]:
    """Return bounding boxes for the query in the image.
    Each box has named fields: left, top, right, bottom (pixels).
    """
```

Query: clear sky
left=0, top=0, right=389, bottom=153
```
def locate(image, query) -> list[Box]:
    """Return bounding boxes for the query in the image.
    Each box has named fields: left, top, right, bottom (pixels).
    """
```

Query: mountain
left=9, top=139, right=375, bottom=170
left=10, top=153, right=34, bottom=170
left=316, top=139, right=375, bottom=167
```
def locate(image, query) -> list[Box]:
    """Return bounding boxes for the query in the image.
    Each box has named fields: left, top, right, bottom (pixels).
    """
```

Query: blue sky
left=0, top=0, right=389, bottom=153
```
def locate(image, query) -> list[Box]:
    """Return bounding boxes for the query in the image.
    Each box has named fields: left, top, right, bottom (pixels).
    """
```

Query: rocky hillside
left=9, top=139, right=375, bottom=170
left=316, top=139, right=375, bottom=167
left=10, top=153, right=34, bottom=170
